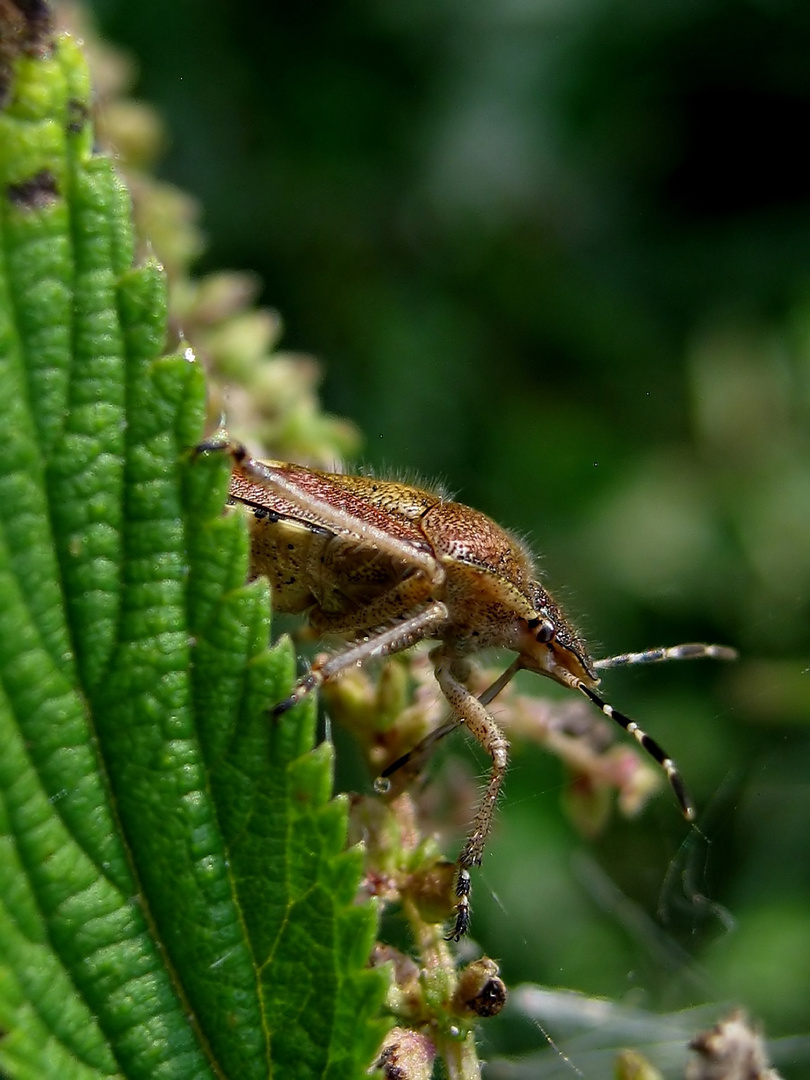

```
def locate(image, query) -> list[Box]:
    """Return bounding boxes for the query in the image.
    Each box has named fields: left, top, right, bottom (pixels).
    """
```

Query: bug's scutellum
left=200, top=439, right=736, bottom=941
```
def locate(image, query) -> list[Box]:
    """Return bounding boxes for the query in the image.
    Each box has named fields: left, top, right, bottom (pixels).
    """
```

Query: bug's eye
left=527, top=616, right=555, bottom=644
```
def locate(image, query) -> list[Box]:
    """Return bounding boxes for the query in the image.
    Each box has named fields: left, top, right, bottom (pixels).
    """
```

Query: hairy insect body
left=206, top=441, right=734, bottom=941
left=238, top=460, right=590, bottom=671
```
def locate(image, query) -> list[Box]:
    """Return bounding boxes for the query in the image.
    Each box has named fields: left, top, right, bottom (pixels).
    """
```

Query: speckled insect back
left=199, top=438, right=737, bottom=941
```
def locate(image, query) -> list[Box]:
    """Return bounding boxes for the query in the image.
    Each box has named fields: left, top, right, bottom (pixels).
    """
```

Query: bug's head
left=515, top=586, right=599, bottom=692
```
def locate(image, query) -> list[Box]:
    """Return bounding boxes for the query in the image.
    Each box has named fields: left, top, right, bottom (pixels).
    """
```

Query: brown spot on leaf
left=6, top=168, right=59, bottom=210
left=66, top=98, right=89, bottom=136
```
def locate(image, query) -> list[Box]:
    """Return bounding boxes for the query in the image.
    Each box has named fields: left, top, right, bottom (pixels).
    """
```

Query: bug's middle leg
left=433, top=651, right=510, bottom=941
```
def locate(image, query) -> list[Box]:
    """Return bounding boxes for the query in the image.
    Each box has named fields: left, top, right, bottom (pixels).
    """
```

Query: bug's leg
left=273, top=600, right=449, bottom=716
left=477, top=657, right=523, bottom=707
left=194, top=435, right=239, bottom=456
left=379, top=717, right=460, bottom=783
left=381, top=657, right=523, bottom=781
left=307, top=566, right=442, bottom=639
left=433, top=651, right=510, bottom=941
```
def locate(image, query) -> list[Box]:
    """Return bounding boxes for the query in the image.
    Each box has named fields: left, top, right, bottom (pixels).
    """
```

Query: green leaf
left=0, top=25, right=386, bottom=1080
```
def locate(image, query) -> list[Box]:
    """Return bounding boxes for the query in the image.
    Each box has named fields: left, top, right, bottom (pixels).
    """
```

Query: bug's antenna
left=578, top=683, right=695, bottom=820
left=594, top=642, right=737, bottom=671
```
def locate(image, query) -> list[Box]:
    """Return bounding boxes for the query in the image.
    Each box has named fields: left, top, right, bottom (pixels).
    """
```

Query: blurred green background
left=83, top=1, right=810, bottom=1073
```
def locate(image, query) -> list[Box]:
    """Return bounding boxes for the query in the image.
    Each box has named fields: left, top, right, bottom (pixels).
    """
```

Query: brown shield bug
left=198, top=438, right=736, bottom=940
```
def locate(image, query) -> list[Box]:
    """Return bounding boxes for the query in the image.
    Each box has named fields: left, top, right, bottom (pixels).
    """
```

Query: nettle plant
left=0, top=13, right=737, bottom=1080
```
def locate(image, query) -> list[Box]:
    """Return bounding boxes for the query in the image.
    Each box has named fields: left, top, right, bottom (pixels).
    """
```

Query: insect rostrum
left=200, top=438, right=735, bottom=941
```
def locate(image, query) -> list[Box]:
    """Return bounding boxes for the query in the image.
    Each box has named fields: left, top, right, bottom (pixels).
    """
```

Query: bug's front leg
left=433, top=650, right=510, bottom=941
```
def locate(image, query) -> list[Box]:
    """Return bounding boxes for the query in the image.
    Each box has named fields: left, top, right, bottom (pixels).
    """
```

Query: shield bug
left=199, top=438, right=735, bottom=940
